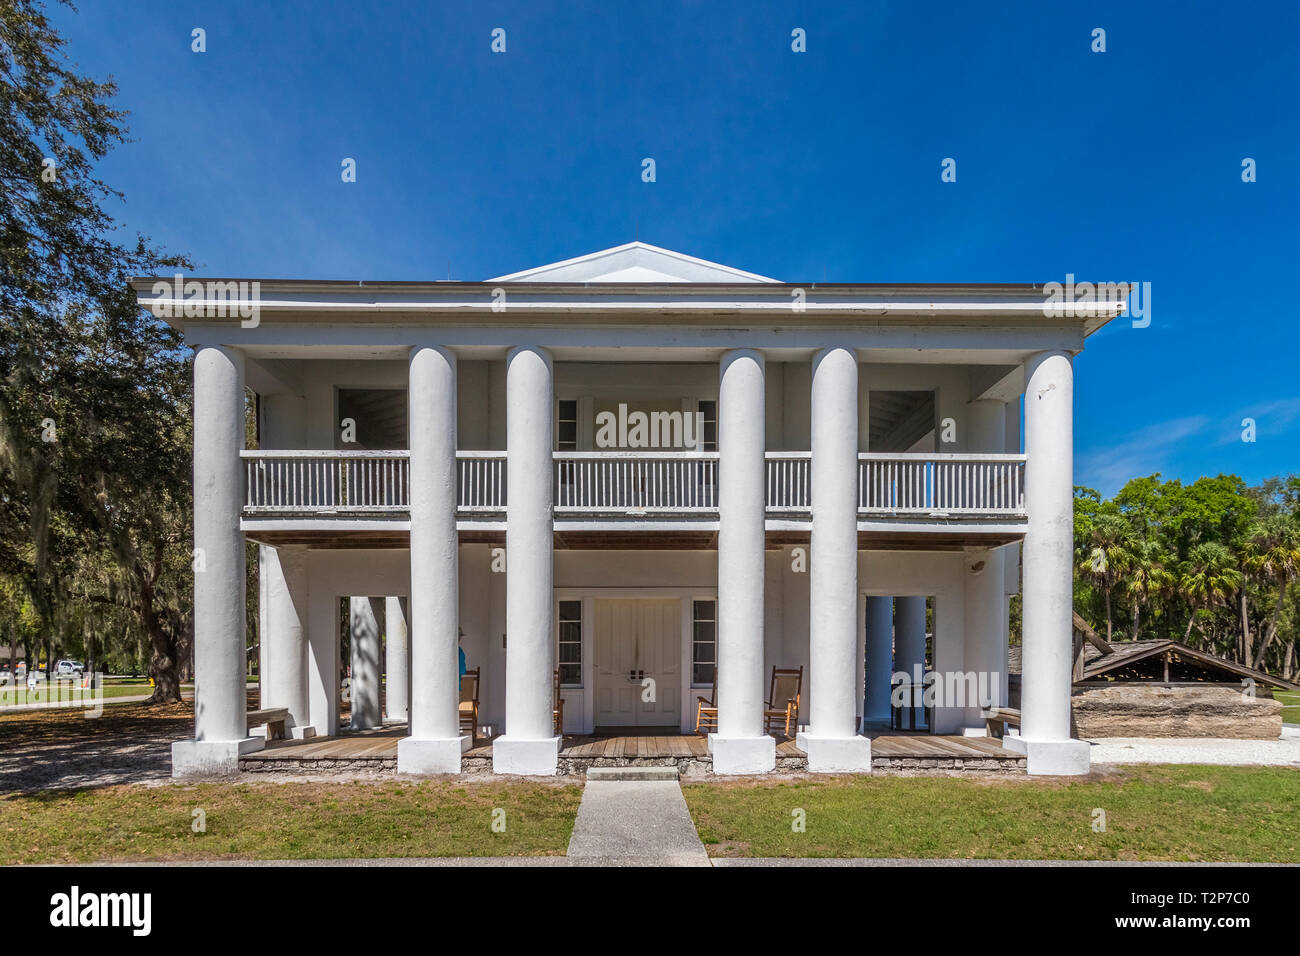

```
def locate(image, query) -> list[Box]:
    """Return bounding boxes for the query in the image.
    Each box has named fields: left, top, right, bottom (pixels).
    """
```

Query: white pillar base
left=709, top=735, right=776, bottom=774
left=796, top=733, right=873, bottom=773
left=1002, top=736, right=1091, bottom=775
left=171, top=737, right=263, bottom=778
left=492, top=735, right=561, bottom=776
left=290, top=726, right=317, bottom=740
left=397, top=736, right=471, bottom=774
left=960, top=726, right=988, bottom=738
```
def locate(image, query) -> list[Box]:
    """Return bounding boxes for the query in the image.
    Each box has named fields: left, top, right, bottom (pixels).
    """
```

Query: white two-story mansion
left=136, top=243, right=1122, bottom=778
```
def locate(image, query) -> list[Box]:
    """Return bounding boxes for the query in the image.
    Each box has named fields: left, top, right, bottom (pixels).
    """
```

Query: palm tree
left=1076, top=511, right=1136, bottom=642
left=1124, top=539, right=1175, bottom=641
left=1178, top=542, right=1243, bottom=649
left=1243, top=516, right=1300, bottom=669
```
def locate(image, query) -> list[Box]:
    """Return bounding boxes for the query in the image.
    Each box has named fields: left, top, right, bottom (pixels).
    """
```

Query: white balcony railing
left=858, top=453, right=1026, bottom=516
left=242, top=450, right=409, bottom=514
left=553, top=451, right=718, bottom=514
left=240, top=450, right=1026, bottom=519
left=765, top=453, right=810, bottom=513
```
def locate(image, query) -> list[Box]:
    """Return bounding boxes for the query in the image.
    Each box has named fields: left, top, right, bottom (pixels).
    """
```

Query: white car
left=55, top=660, right=84, bottom=677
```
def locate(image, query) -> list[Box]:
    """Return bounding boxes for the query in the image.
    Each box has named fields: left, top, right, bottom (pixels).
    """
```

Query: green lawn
left=0, top=780, right=582, bottom=863
left=1277, top=690, right=1299, bottom=723
left=683, top=765, right=1300, bottom=861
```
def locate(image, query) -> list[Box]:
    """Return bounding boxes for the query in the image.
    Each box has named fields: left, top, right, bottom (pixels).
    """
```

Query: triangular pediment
left=488, top=241, right=779, bottom=283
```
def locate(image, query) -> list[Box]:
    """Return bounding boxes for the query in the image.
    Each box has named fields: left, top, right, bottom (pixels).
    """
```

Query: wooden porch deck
left=242, top=725, right=1022, bottom=768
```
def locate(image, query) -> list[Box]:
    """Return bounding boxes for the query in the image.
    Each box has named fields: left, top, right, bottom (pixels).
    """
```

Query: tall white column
left=962, top=548, right=1006, bottom=730
left=712, top=349, right=774, bottom=774
left=800, top=346, right=871, bottom=772
left=384, top=596, right=410, bottom=723
left=264, top=546, right=313, bottom=737
left=1006, top=350, right=1089, bottom=774
left=493, top=345, right=560, bottom=775
left=173, top=344, right=258, bottom=777
left=863, top=596, right=894, bottom=725
left=399, top=345, right=467, bottom=772
left=349, top=597, right=382, bottom=730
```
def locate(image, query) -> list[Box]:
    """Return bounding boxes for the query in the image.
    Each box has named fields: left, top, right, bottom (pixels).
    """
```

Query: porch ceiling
left=244, top=527, right=1024, bottom=551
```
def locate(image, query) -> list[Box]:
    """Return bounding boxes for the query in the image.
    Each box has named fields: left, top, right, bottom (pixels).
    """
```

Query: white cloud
left=1076, top=415, right=1209, bottom=494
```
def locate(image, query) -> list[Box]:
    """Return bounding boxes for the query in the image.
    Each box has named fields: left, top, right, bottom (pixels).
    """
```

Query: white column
left=264, top=546, right=313, bottom=737
left=306, top=584, right=339, bottom=737
left=1006, top=350, right=1089, bottom=774
left=800, top=346, right=871, bottom=772
left=173, top=345, right=258, bottom=777
left=712, top=349, right=774, bottom=774
left=384, top=596, right=410, bottom=723
left=493, top=345, right=560, bottom=775
left=863, top=596, right=894, bottom=725
left=962, top=548, right=1006, bottom=731
left=399, top=345, right=467, bottom=772
left=349, top=596, right=382, bottom=730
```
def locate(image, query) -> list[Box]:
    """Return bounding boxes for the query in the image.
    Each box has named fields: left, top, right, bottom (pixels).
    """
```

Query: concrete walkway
left=565, top=779, right=710, bottom=866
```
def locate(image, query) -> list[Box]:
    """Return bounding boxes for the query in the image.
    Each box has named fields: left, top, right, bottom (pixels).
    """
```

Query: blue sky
left=51, top=0, right=1300, bottom=495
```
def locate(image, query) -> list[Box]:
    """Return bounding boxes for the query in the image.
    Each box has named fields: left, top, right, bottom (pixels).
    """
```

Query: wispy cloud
left=1077, top=415, right=1209, bottom=495
left=1214, top=397, right=1300, bottom=445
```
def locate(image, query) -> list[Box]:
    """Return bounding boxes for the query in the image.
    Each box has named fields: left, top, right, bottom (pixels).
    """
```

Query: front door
left=593, top=598, right=681, bottom=729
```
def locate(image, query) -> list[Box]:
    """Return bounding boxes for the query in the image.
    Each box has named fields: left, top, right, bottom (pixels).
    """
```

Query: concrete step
left=586, top=766, right=679, bottom=782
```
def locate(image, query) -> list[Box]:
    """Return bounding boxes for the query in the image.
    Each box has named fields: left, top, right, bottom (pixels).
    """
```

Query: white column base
left=290, top=725, right=317, bottom=740
left=1002, top=736, right=1091, bottom=775
left=171, top=737, right=263, bottom=778
left=709, top=735, right=776, bottom=774
left=796, top=733, right=873, bottom=773
left=397, top=736, right=471, bottom=774
left=960, top=726, right=988, bottom=738
left=492, top=735, right=561, bottom=776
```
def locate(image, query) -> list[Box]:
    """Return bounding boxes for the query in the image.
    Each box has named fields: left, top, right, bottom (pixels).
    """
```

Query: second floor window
left=698, top=400, right=717, bottom=451
left=558, top=399, right=578, bottom=450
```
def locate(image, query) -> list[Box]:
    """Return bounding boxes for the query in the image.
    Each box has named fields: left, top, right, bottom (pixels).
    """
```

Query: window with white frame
left=697, top=400, right=717, bottom=451
left=692, top=599, right=716, bottom=685
left=558, top=600, right=582, bottom=686
left=557, top=399, right=578, bottom=450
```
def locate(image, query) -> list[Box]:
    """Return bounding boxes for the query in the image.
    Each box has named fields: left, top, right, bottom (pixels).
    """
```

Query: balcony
left=240, top=450, right=1027, bottom=521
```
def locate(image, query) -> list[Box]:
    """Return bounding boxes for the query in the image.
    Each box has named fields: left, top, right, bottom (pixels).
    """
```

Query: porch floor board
left=244, top=727, right=1020, bottom=764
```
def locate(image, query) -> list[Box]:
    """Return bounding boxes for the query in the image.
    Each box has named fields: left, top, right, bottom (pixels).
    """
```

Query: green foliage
left=0, top=0, right=193, bottom=693
left=1075, top=474, right=1300, bottom=678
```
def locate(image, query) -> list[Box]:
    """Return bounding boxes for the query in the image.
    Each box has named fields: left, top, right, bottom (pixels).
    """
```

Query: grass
left=683, top=765, right=1300, bottom=861
left=1277, top=690, right=1299, bottom=722
left=0, top=779, right=582, bottom=863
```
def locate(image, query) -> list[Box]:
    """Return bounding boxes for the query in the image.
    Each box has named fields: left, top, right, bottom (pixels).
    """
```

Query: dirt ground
left=0, top=702, right=193, bottom=792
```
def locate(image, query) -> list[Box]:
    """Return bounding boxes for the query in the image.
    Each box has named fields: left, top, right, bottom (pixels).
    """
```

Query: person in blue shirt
left=458, top=626, right=466, bottom=689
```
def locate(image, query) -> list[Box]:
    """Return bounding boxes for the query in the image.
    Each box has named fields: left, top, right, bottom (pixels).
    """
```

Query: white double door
left=593, top=598, right=681, bottom=728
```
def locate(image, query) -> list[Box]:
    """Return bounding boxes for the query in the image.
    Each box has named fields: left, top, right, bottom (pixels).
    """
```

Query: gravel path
left=1087, top=725, right=1300, bottom=766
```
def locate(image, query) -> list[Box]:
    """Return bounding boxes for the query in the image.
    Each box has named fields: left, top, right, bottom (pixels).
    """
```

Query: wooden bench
left=981, top=706, right=1021, bottom=739
left=246, top=707, right=289, bottom=741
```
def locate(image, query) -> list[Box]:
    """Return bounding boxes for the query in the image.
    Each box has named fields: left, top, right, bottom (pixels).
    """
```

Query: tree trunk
left=1238, top=590, right=1252, bottom=665
left=1130, top=601, right=1142, bottom=641
left=1104, top=588, right=1113, bottom=643
left=137, top=570, right=182, bottom=704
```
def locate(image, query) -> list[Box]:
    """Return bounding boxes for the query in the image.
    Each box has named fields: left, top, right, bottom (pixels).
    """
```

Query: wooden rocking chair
left=553, top=668, right=565, bottom=736
left=459, top=667, right=481, bottom=743
left=763, top=666, right=803, bottom=738
left=694, top=669, right=718, bottom=736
